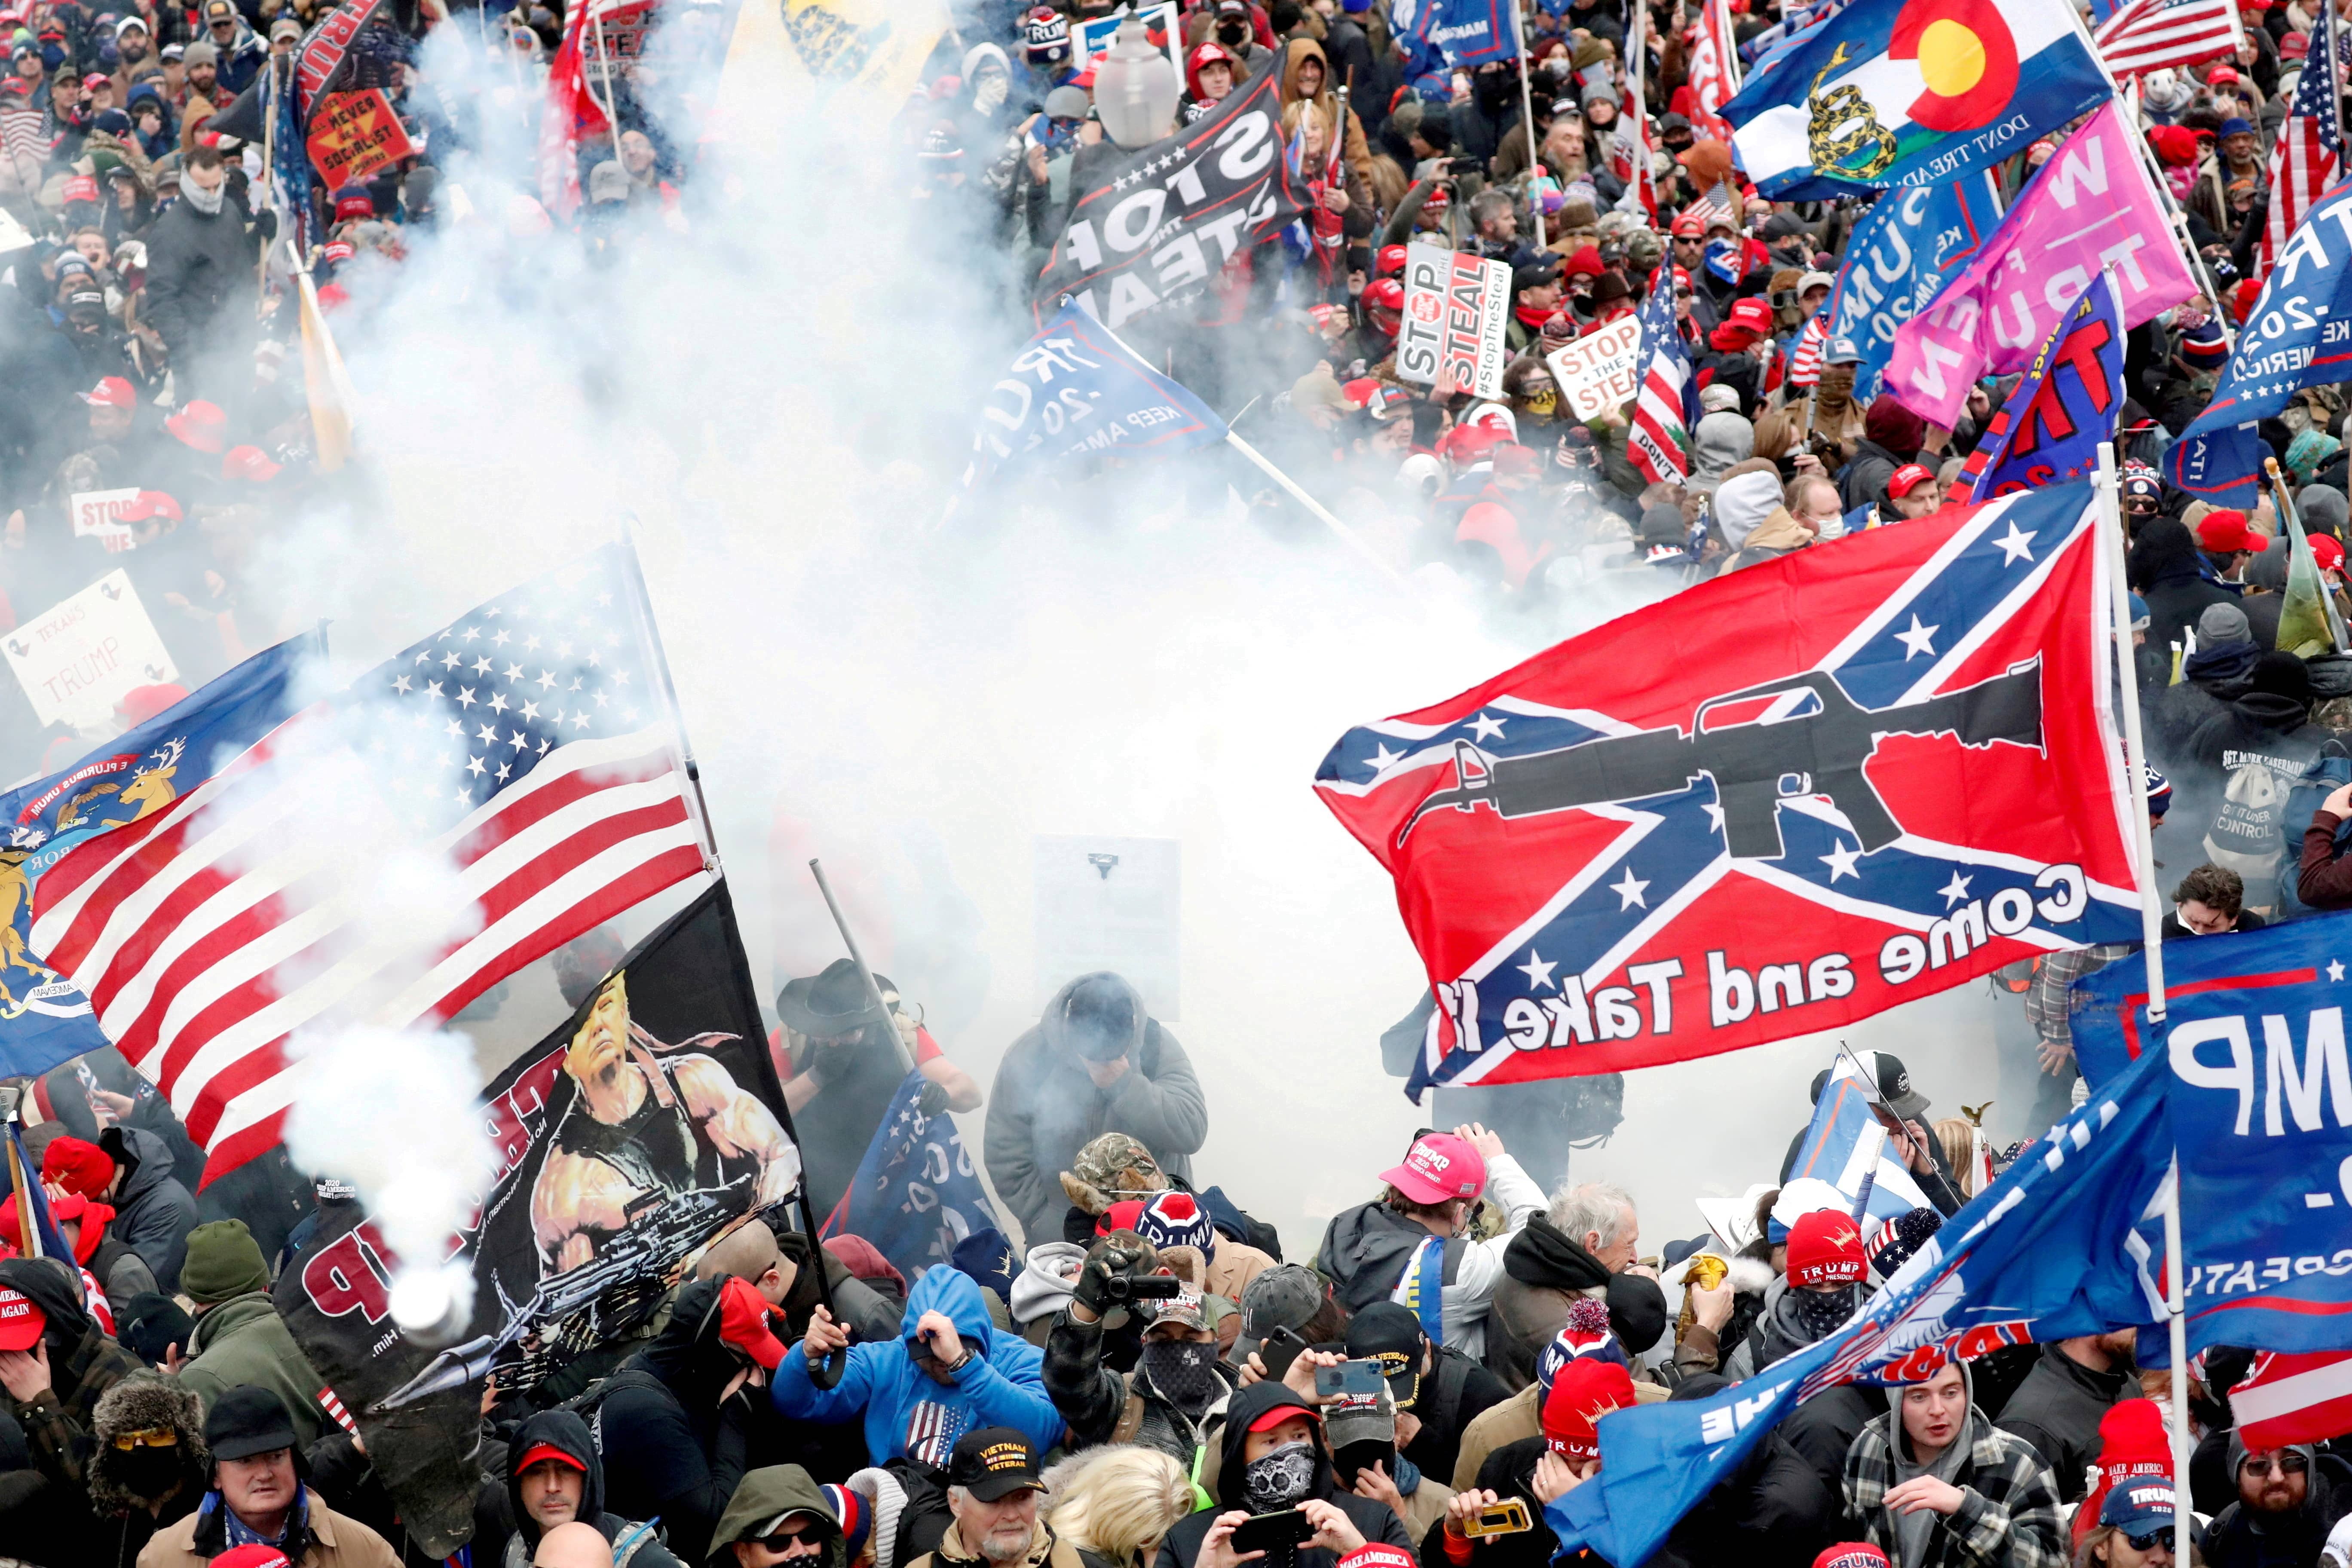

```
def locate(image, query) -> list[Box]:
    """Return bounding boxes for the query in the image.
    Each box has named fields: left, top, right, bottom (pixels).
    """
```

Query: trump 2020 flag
left=1820, top=174, right=2003, bottom=403
left=2168, top=175, right=2352, bottom=504
left=1948, top=273, right=2124, bottom=504
left=1390, top=0, right=1513, bottom=67
left=1784, top=1053, right=1933, bottom=1222
left=1550, top=1044, right=2172, bottom=1567
left=825, top=1067, right=1002, bottom=1281
left=965, top=304, right=1226, bottom=488
left=1315, top=481, right=2145, bottom=1099
left=1720, top=0, right=2109, bottom=197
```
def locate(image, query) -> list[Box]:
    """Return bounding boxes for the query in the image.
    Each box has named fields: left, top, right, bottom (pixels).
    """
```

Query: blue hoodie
left=768, top=1265, right=1063, bottom=1466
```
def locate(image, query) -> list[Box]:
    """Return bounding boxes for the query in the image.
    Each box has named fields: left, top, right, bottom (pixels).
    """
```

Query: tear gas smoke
left=247, top=20, right=2024, bottom=1275
left=282, top=1024, right=489, bottom=1343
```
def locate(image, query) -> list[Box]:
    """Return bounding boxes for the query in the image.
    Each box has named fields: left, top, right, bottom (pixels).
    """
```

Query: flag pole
left=614, top=521, right=723, bottom=876
left=2098, top=438, right=2185, bottom=1565
left=1514, top=0, right=1544, bottom=249
left=1222, top=429, right=1410, bottom=585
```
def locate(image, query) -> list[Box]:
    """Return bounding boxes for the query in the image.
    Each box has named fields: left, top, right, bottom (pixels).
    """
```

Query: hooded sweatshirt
left=100, top=1124, right=197, bottom=1292
left=707, top=1466, right=846, bottom=1568
left=1688, top=413, right=1754, bottom=496
left=502, top=1409, right=685, bottom=1568
left=0, top=1255, right=144, bottom=1494
left=1486, top=1216, right=1669, bottom=1387
left=1316, top=1151, right=1544, bottom=1358
left=1157, top=1383, right=1416, bottom=1568
left=769, top=1264, right=1064, bottom=1468
left=983, top=973, right=1208, bottom=1243
left=1278, top=38, right=1374, bottom=185
left=597, top=1279, right=761, bottom=1564
left=1840, top=401, right=1924, bottom=513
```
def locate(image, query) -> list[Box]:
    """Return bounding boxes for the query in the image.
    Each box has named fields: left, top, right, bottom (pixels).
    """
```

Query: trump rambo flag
left=1317, top=481, right=2144, bottom=1097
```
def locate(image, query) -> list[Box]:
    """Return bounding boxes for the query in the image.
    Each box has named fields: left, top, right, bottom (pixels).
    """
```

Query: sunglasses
left=2121, top=1528, right=2168, bottom=1553
left=112, top=1427, right=180, bottom=1450
left=2244, top=1454, right=2309, bottom=1477
left=758, top=1531, right=824, bottom=1553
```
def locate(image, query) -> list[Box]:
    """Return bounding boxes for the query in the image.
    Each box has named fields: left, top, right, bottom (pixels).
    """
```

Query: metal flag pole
left=806, top=858, right=915, bottom=1078
left=1833, top=1038, right=1964, bottom=1211
left=2096, top=439, right=2185, bottom=1564
left=615, top=518, right=722, bottom=876
left=1514, top=0, right=1544, bottom=248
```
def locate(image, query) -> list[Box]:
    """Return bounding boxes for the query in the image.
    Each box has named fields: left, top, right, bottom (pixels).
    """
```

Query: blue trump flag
left=1951, top=274, right=2125, bottom=503
left=1389, top=0, right=1513, bottom=67
left=1549, top=1046, right=2172, bottom=1566
left=1821, top=175, right=2002, bottom=402
left=965, top=304, right=1228, bottom=488
left=1720, top=0, right=2108, bottom=198
left=826, top=1068, right=1003, bottom=1282
left=1782, top=1054, right=1936, bottom=1226
left=0, top=634, right=320, bottom=1081
left=2073, top=911, right=2352, bottom=1353
left=2168, top=175, right=2352, bottom=505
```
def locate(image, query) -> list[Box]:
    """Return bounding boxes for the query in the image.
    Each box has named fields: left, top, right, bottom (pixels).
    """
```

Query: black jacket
left=592, top=1281, right=759, bottom=1565
left=1398, top=1348, right=1510, bottom=1487
left=1156, top=1384, right=1414, bottom=1568
left=139, top=192, right=258, bottom=357
left=1992, top=1344, right=2131, bottom=1504
left=1648, top=1376, right=1837, bottom=1568
left=1839, top=439, right=1907, bottom=512
left=306, top=1422, right=517, bottom=1568
left=2205, top=1475, right=2352, bottom=1568
left=100, top=1126, right=197, bottom=1293
left=1417, top=1438, right=1558, bottom=1568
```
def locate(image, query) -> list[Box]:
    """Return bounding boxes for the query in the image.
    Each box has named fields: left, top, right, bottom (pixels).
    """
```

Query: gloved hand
left=915, top=1079, right=952, bottom=1117
left=1072, top=1242, right=1152, bottom=1315
left=717, top=1275, right=787, bottom=1372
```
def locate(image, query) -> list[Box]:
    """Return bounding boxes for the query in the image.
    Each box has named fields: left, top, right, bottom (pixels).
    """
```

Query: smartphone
left=1314, top=1359, right=1389, bottom=1398
left=1232, top=1511, right=1315, bottom=1556
left=1261, top=1326, right=1311, bottom=1380
left=1462, top=1498, right=1533, bottom=1538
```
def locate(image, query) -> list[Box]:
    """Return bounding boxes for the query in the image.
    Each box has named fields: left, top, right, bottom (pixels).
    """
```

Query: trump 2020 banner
left=2071, top=911, right=2352, bottom=1355
left=1317, top=481, right=2144, bottom=1098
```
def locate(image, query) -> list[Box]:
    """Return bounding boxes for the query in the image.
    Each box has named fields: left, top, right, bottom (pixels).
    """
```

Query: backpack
left=2274, top=738, right=2352, bottom=921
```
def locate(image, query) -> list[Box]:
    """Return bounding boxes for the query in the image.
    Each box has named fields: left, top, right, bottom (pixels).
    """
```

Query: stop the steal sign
left=1396, top=242, right=1511, bottom=400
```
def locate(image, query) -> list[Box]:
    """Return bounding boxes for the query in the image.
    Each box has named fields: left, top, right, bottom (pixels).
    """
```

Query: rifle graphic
left=1397, top=663, right=2043, bottom=859
left=369, top=1182, right=753, bottom=1413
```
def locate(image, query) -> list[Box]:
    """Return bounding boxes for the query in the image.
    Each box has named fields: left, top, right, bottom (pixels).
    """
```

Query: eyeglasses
left=758, top=1531, right=824, bottom=1554
left=2122, top=1528, right=2169, bottom=1553
left=111, top=1427, right=179, bottom=1450
left=2244, top=1454, right=2309, bottom=1477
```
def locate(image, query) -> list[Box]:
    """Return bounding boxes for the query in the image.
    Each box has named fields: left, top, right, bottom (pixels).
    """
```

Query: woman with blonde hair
left=1044, top=1446, right=1197, bottom=1568
left=1931, top=1118, right=1984, bottom=1198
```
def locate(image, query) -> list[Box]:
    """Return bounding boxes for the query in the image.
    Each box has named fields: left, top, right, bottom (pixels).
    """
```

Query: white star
left=523, top=635, right=542, bottom=652
left=508, top=729, right=529, bottom=752
left=476, top=723, right=498, bottom=744
left=453, top=786, right=471, bottom=806
left=443, top=719, right=462, bottom=738
left=536, top=669, right=559, bottom=691
left=1821, top=840, right=1862, bottom=881
left=1470, top=712, right=1507, bottom=741
left=1366, top=742, right=1406, bottom=774
left=1937, top=870, right=1972, bottom=908
left=2333, top=959, right=2347, bottom=983
left=520, top=701, right=542, bottom=721
left=1610, top=866, right=1650, bottom=909
left=472, top=655, right=493, bottom=675
left=570, top=710, right=591, bottom=730
left=1894, top=614, right=1939, bottom=661
left=489, top=692, right=509, bottom=714
left=505, top=662, right=526, bottom=682
left=1519, top=949, right=1557, bottom=990
left=392, top=674, right=412, bottom=694
left=496, top=762, right=512, bottom=782
left=1993, top=522, right=2036, bottom=565
left=466, top=755, right=486, bottom=777
left=491, top=629, right=511, bottom=646
left=455, top=687, right=477, bottom=709
left=425, top=680, right=444, bottom=698
left=441, top=651, right=462, bottom=670
left=1703, top=801, right=1725, bottom=833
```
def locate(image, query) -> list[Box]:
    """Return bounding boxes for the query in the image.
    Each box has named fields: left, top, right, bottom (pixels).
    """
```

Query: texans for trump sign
left=1397, top=242, right=1512, bottom=400
left=4, top=570, right=178, bottom=729
left=1317, top=481, right=2144, bottom=1098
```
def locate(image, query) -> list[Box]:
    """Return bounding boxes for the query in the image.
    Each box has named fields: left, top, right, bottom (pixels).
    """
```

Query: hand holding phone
left=1313, top=1359, right=1389, bottom=1399
left=1230, top=1511, right=1314, bottom=1557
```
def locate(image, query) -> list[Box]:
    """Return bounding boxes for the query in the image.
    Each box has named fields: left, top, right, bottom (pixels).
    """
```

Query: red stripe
left=182, top=1033, right=293, bottom=1148
left=419, top=843, right=703, bottom=1024
left=198, top=1110, right=289, bottom=1190
left=445, top=750, right=673, bottom=873
left=464, top=794, right=688, bottom=932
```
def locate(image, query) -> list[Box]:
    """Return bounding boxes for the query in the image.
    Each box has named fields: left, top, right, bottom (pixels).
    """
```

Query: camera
left=1101, top=1274, right=1184, bottom=1303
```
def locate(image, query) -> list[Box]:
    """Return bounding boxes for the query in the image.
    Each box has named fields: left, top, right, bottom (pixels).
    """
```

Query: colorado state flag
left=1721, top=0, right=2110, bottom=197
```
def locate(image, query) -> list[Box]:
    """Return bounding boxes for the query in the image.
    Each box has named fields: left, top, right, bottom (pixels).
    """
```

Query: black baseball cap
left=1344, top=1302, right=1426, bottom=1411
left=1859, top=1050, right=1929, bottom=1120
left=946, top=1428, right=1044, bottom=1501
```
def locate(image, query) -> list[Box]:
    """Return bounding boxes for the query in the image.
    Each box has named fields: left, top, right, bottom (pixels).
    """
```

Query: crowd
left=9, top=0, right=2352, bottom=1559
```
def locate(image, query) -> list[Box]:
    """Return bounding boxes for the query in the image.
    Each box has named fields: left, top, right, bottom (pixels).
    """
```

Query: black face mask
left=1216, top=19, right=1247, bottom=44
left=1789, top=1283, right=1859, bottom=1343
left=114, top=1446, right=184, bottom=1499
left=1141, top=1339, right=1221, bottom=1414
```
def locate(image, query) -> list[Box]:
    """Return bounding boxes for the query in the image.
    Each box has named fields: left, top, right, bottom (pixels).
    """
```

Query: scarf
left=2289, top=429, right=2343, bottom=483
left=180, top=177, right=224, bottom=215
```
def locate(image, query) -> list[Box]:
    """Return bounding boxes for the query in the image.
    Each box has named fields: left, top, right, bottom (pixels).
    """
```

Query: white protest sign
left=3, top=570, right=178, bottom=729
left=1546, top=312, right=1644, bottom=421
left=1395, top=241, right=1512, bottom=400
left=68, top=487, right=141, bottom=544
left=1034, top=834, right=1180, bottom=1020
left=1076, top=2, right=1182, bottom=74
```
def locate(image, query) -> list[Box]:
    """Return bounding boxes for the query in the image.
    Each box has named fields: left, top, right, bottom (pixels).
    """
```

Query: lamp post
left=1093, top=14, right=1180, bottom=150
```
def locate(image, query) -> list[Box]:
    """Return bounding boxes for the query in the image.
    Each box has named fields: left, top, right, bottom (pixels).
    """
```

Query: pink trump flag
left=1883, top=102, right=2197, bottom=429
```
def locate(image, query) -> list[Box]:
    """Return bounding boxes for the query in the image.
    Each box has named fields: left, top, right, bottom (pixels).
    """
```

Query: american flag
left=2231, top=1350, right=2352, bottom=1450
left=2094, top=0, right=2243, bottom=79
left=1788, top=314, right=1829, bottom=389
left=1686, top=0, right=1740, bottom=141
left=1627, top=271, right=1697, bottom=485
left=22, top=545, right=710, bottom=1186
left=2263, top=0, right=2343, bottom=271
left=1611, top=1, right=1659, bottom=221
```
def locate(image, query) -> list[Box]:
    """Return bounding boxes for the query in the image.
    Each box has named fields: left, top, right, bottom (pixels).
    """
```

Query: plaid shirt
left=2023, top=945, right=2132, bottom=1047
left=6, top=1324, right=143, bottom=1491
left=1842, top=1411, right=2068, bottom=1568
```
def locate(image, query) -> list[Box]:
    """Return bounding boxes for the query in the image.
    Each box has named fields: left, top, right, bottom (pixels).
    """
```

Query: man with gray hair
left=902, top=1429, right=1081, bottom=1568
left=1482, top=1181, right=1667, bottom=1392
